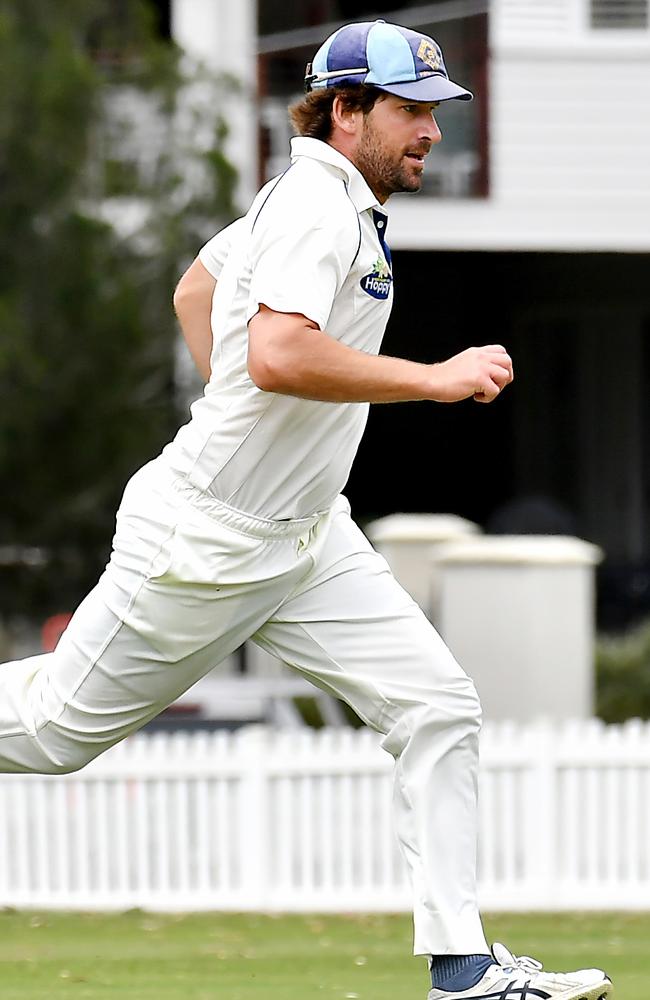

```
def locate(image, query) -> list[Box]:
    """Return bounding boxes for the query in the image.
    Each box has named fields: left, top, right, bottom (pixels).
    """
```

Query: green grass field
left=0, top=910, right=646, bottom=999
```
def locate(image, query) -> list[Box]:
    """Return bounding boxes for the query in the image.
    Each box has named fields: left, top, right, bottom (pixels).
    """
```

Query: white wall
left=171, top=0, right=258, bottom=206
left=389, top=0, right=650, bottom=251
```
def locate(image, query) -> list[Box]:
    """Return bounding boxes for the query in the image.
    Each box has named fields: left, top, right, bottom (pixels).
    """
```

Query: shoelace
left=508, top=954, right=543, bottom=975
left=493, top=943, right=543, bottom=976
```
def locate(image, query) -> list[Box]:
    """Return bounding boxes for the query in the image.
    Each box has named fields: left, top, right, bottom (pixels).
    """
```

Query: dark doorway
left=347, top=250, right=650, bottom=577
left=149, top=0, right=171, bottom=39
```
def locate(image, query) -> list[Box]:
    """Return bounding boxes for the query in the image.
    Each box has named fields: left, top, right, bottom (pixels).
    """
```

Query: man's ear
left=331, top=94, right=362, bottom=136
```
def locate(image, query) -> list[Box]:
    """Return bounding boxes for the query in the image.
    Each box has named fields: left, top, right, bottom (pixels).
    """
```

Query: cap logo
left=417, top=38, right=442, bottom=72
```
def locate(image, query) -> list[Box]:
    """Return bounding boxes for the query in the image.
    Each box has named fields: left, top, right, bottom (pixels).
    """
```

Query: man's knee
left=381, top=673, right=482, bottom=758
left=408, top=665, right=482, bottom=726
left=420, top=674, right=482, bottom=732
left=12, top=725, right=105, bottom=776
left=0, top=735, right=93, bottom=776
left=443, top=673, right=482, bottom=726
left=38, top=756, right=86, bottom=776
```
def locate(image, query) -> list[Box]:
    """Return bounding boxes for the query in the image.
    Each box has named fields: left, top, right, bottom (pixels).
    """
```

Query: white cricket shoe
left=427, top=943, right=613, bottom=1000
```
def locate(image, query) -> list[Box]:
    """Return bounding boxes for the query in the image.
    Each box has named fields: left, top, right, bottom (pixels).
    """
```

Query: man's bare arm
left=173, top=258, right=217, bottom=383
left=248, top=305, right=513, bottom=404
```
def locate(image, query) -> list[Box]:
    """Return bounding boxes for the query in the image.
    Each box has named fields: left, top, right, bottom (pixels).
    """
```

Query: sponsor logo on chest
left=360, top=255, right=392, bottom=300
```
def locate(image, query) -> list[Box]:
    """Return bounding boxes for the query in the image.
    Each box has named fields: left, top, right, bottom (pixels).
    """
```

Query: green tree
left=0, top=0, right=238, bottom=619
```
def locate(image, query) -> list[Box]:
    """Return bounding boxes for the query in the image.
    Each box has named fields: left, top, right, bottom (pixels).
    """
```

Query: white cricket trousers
left=0, top=458, right=487, bottom=957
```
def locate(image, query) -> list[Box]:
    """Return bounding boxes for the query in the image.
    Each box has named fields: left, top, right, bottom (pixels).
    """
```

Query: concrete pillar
left=171, top=0, right=258, bottom=206
left=434, top=536, right=603, bottom=721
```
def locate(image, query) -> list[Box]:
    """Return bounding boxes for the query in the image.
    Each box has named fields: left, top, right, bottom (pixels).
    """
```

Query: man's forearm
left=248, top=307, right=513, bottom=405
left=250, top=323, right=433, bottom=402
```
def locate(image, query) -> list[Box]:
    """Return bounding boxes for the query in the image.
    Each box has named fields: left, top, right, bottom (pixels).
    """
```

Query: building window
left=591, top=0, right=648, bottom=28
left=258, top=3, right=489, bottom=199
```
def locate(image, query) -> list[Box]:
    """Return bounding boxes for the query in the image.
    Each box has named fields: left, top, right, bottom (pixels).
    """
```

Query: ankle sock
left=430, top=954, right=495, bottom=991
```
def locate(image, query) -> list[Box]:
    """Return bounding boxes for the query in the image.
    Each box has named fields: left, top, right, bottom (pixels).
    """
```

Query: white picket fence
left=1, top=719, right=650, bottom=912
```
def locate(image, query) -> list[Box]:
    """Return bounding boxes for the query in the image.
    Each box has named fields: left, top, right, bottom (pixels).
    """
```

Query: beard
left=352, top=117, right=426, bottom=201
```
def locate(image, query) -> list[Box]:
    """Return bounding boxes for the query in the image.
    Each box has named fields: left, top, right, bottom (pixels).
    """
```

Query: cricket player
left=0, top=20, right=612, bottom=1000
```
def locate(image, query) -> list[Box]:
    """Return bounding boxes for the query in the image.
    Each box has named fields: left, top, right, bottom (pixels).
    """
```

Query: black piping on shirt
left=251, top=162, right=363, bottom=283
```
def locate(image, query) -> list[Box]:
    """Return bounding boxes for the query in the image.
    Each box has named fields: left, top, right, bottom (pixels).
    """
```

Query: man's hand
left=429, top=345, right=514, bottom=404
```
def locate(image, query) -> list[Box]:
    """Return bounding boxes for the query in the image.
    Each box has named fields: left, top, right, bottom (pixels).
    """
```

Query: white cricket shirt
left=164, top=137, right=394, bottom=520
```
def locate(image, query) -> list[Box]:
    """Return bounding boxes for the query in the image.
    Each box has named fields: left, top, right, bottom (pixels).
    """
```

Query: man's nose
left=426, top=114, right=443, bottom=145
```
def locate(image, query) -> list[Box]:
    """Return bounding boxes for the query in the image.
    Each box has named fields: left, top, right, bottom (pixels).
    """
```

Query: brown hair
left=288, top=85, right=384, bottom=142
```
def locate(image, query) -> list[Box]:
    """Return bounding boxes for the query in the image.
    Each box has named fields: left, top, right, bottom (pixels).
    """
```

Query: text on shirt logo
left=360, top=256, right=392, bottom=300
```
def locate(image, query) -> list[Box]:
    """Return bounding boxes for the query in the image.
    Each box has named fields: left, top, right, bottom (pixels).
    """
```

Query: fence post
left=236, top=726, right=269, bottom=908
left=526, top=720, right=558, bottom=905
left=7, top=721, right=650, bottom=913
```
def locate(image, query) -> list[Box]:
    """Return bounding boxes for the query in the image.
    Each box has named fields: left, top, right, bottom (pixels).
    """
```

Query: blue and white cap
left=305, top=19, right=472, bottom=103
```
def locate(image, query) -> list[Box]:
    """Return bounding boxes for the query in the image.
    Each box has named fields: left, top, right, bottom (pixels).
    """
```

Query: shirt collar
left=290, top=137, right=384, bottom=216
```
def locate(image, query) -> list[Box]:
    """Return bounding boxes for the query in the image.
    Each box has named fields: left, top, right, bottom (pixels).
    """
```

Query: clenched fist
left=429, top=345, right=514, bottom=404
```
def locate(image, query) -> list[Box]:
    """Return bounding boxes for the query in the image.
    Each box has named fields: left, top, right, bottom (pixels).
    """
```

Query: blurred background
left=2, top=0, right=650, bottom=950
left=2, top=0, right=650, bottom=723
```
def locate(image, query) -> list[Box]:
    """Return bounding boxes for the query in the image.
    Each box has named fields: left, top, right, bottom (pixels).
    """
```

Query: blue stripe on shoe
left=435, top=988, right=551, bottom=1000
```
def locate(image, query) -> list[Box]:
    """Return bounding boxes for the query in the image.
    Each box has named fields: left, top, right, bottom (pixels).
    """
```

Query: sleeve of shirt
left=198, top=217, right=246, bottom=279
left=246, top=181, right=360, bottom=332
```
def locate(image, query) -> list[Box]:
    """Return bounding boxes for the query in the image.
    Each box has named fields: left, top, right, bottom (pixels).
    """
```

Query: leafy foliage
left=596, top=620, right=650, bottom=722
left=0, top=0, right=238, bottom=616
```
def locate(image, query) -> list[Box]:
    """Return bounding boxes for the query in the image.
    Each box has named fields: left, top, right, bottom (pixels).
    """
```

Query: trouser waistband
left=171, top=477, right=324, bottom=540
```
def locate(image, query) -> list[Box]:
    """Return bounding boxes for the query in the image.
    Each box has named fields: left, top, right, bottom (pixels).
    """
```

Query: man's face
left=352, top=93, right=442, bottom=203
